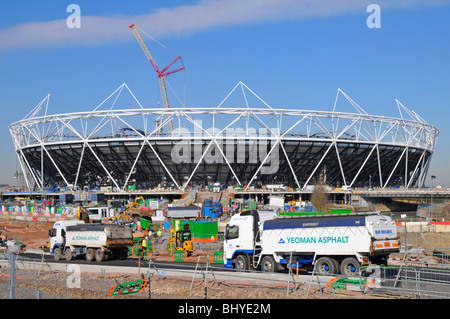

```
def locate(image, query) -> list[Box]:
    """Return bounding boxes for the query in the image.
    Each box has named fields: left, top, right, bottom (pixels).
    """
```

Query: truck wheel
left=330, top=258, right=340, bottom=274
left=315, top=257, right=337, bottom=275
left=121, top=248, right=129, bottom=260
left=64, top=248, right=72, bottom=261
left=85, top=248, right=94, bottom=262
left=53, top=247, right=62, bottom=261
left=234, top=255, right=248, bottom=271
left=261, top=256, right=278, bottom=272
left=340, top=257, right=360, bottom=276
left=95, top=249, right=104, bottom=262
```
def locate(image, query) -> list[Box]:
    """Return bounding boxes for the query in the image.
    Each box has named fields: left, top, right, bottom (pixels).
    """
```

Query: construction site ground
left=1, top=217, right=450, bottom=300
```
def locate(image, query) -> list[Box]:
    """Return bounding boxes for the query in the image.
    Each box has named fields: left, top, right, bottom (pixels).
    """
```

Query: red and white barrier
left=0, top=209, right=75, bottom=222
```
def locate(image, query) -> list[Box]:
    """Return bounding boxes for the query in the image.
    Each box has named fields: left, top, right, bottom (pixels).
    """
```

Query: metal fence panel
left=417, top=268, right=450, bottom=298
left=360, top=266, right=450, bottom=298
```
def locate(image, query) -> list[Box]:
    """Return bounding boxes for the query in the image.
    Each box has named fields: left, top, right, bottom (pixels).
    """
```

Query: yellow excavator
left=127, top=196, right=146, bottom=211
left=77, top=206, right=90, bottom=223
left=103, top=212, right=132, bottom=223
left=124, top=196, right=154, bottom=222
left=167, top=227, right=193, bottom=255
left=103, top=196, right=152, bottom=224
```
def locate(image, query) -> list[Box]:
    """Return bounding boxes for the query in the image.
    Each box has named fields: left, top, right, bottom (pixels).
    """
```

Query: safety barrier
left=5, top=248, right=450, bottom=299
left=359, top=265, right=450, bottom=298
left=130, top=239, right=154, bottom=258
left=326, top=277, right=373, bottom=294
left=209, top=251, right=224, bottom=264
left=166, top=242, right=176, bottom=254
left=141, top=244, right=154, bottom=259
left=173, top=250, right=187, bottom=262
left=0, top=208, right=75, bottom=222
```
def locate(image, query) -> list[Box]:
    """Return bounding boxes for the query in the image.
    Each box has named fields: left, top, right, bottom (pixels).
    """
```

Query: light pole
left=430, top=175, right=436, bottom=188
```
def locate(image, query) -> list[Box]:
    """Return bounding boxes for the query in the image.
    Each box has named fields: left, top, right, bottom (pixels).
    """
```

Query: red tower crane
left=129, top=24, right=185, bottom=132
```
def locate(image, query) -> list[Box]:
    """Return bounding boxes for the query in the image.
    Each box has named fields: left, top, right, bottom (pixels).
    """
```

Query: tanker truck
left=224, top=210, right=400, bottom=276
left=49, top=220, right=133, bottom=262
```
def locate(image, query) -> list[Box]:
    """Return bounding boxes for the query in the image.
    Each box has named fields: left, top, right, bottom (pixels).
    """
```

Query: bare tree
left=311, top=180, right=328, bottom=212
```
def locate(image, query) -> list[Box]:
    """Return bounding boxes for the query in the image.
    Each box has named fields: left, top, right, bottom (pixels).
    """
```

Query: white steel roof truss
left=9, top=83, right=439, bottom=191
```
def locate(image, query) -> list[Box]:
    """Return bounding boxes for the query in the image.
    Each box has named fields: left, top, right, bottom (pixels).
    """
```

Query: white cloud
left=0, top=0, right=448, bottom=50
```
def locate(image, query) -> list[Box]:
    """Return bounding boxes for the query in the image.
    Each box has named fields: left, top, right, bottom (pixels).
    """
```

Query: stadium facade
left=9, top=82, right=439, bottom=192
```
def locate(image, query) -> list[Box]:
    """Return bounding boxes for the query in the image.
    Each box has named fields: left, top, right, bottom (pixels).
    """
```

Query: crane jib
left=160, top=56, right=184, bottom=76
left=129, top=23, right=184, bottom=133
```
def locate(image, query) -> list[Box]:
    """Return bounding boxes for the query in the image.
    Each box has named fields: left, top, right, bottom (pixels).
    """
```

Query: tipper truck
left=224, top=210, right=400, bottom=276
left=49, top=220, right=133, bottom=262
left=167, top=206, right=201, bottom=219
left=167, top=205, right=220, bottom=219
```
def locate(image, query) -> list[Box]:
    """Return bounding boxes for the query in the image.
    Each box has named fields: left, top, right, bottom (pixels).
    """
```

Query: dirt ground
left=0, top=219, right=53, bottom=250
left=1, top=268, right=387, bottom=300
left=1, top=218, right=449, bottom=299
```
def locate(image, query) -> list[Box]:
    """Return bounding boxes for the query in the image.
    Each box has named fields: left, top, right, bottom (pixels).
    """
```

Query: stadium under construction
left=7, top=24, right=440, bottom=201
left=8, top=81, right=439, bottom=195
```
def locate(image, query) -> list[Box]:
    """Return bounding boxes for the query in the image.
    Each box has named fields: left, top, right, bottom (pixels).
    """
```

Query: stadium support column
left=302, top=142, right=334, bottom=189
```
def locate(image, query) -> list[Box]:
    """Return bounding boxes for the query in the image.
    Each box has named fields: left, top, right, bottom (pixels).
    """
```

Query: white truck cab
left=224, top=210, right=261, bottom=269
left=49, top=220, right=85, bottom=255
left=86, top=207, right=109, bottom=223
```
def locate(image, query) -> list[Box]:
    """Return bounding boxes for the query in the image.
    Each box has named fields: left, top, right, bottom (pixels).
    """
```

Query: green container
left=247, top=200, right=257, bottom=210
left=277, top=209, right=353, bottom=217
left=128, top=185, right=136, bottom=191
left=328, top=208, right=353, bottom=214
left=140, top=218, right=150, bottom=230
left=173, top=219, right=190, bottom=231
left=190, top=221, right=218, bottom=241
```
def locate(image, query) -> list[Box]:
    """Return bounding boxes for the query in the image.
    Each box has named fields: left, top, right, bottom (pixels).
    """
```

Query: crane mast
left=129, top=24, right=185, bottom=133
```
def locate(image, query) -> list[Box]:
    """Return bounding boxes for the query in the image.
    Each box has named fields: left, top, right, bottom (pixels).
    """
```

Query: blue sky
left=0, top=0, right=449, bottom=187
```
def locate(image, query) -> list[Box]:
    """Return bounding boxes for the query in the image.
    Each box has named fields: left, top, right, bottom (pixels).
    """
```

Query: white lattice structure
left=9, top=82, right=439, bottom=192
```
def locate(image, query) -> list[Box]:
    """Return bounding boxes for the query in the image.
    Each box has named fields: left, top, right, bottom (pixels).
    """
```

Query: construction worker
left=154, top=229, right=162, bottom=244
left=139, top=236, right=146, bottom=255
left=142, top=236, right=148, bottom=249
